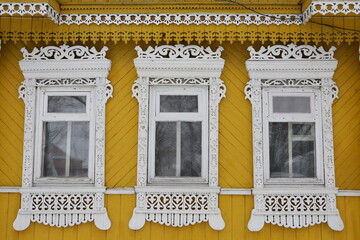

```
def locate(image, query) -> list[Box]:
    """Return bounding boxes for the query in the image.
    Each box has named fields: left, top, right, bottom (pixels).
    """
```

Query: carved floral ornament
left=247, top=44, right=336, bottom=60
left=14, top=45, right=113, bottom=231
left=21, top=45, right=108, bottom=60
left=0, top=1, right=359, bottom=26
left=245, top=44, right=344, bottom=231
left=130, top=44, right=226, bottom=230
left=135, top=44, right=223, bottom=59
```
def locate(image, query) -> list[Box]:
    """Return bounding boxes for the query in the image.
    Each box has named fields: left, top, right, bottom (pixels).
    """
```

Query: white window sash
left=33, top=87, right=96, bottom=184
left=148, top=85, right=209, bottom=184
left=263, top=88, right=324, bottom=185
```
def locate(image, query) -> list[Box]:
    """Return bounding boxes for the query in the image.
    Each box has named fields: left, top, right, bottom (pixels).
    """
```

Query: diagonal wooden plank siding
left=0, top=41, right=358, bottom=189
left=0, top=41, right=359, bottom=239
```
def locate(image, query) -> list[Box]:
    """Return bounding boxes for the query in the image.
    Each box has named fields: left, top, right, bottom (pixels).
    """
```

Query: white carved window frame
left=148, top=86, right=209, bottom=184
left=13, top=45, right=113, bottom=231
left=245, top=44, right=344, bottom=231
left=129, top=44, right=226, bottom=230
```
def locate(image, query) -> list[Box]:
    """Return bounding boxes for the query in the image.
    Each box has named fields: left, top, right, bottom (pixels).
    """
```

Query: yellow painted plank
left=321, top=223, right=334, bottom=240
left=219, top=195, right=231, bottom=239
left=105, top=195, right=121, bottom=239
left=150, top=221, right=164, bottom=240
left=269, top=224, right=284, bottom=240
left=6, top=194, right=20, bottom=240
left=33, top=223, right=49, bottom=240
left=48, top=227, right=64, bottom=240
left=120, top=195, right=136, bottom=240
left=63, top=225, right=78, bottom=240
left=0, top=193, right=9, bottom=239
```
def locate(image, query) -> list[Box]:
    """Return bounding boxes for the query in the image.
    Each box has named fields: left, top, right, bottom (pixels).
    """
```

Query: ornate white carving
left=135, top=45, right=223, bottom=60
left=59, top=13, right=303, bottom=26
left=30, top=193, right=96, bottom=212
left=13, top=190, right=110, bottom=230
left=21, top=45, right=108, bottom=60
left=0, top=3, right=58, bottom=23
left=130, top=45, right=225, bottom=230
left=248, top=191, right=343, bottom=230
left=149, top=78, right=210, bottom=85
left=1, top=2, right=358, bottom=26
left=261, top=79, right=322, bottom=87
left=130, top=188, right=224, bottom=230
left=36, top=78, right=97, bottom=86
left=14, top=45, right=112, bottom=231
left=248, top=44, right=336, bottom=60
left=264, top=194, right=327, bottom=212
left=245, top=44, right=343, bottom=231
left=303, top=1, right=360, bottom=23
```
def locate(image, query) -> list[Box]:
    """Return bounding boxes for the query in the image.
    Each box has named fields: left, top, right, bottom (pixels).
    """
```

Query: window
left=34, top=89, right=95, bottom=184
left=14, top=45, right=112, bottom=231
left=149, top=86, right=208, bottom=184
left=263, top=88, right=323, bottom=184
left=130, top=44, right=226, bottom=230
left=245, top=44, right=343, bottom=231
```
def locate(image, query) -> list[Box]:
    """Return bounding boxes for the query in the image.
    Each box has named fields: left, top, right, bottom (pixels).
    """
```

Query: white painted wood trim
left=1, top=187, right=359, bottom=196
left=0, top=187, right=20, bottom=193
left=337, top=190, right=360, bottom=197
left=219, top=188, right=252, bottom=195
left=105, top=188, right=135, bottom=194
left=1, top=1, right=359, bottom=26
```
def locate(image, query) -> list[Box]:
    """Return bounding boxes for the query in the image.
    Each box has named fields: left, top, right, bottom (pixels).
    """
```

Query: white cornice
left=19, top=45, right=111, bottom=78
left=0, top=1, right=358, bottom=26
left=134, top=45, right=225, bottom=78
left=246, top=44, right=338, bottom=79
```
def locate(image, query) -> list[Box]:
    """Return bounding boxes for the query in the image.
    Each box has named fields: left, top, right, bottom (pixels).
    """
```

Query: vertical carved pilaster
left=245, top=78, right=264, bottom=188
left=132, top=77, right=149, bottom=187
left=321, top=78, right=338, bottom=188
left=208, top=77, right=226, bottom=187
left=18, top=79, right=36, bottom=188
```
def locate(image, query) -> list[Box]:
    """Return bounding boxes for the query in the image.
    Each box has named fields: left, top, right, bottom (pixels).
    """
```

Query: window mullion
left=288, top=123, right=293, bottom=178
left=176, top=120, right=181, bottom=177
left=65, top=121, right=72, bottom=177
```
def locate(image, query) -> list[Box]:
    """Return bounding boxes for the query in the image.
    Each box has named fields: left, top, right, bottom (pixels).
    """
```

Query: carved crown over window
left=129, top=45, right=226, bottom=230
left=135, top=44, right=223, bottom=59
left=245, top=44, right=344, bottom=231
left=14, top=45, right=112, bottom=231
left=21, top=45, right=108, bottom=60
left=247, top=44, right=336, bottom=60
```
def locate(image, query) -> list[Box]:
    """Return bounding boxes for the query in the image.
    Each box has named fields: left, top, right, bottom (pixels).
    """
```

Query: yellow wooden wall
left=0, top=41, right=359, bottom=239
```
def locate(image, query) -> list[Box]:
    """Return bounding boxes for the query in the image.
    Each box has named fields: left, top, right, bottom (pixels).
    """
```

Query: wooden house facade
left=0, top=0, right=359, bottom=239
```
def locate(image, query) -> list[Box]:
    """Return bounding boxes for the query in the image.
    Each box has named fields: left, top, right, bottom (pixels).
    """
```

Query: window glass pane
left=269, top=122, right=315, bottom=179
left=48, top=96, right=86, bottom=113
left=181, top=122, right=201, bottom=177
left=272, top=96, right=311, bottom=113
left=43, top=122, right=67, bottom=177
left=160, top=95, right=198, bottom=112
left=269, top=122, right=289, bottom=178
left=155, top=122, right=177, bottom=176
left=42, top=121, right=89, bottom=177
left=292, top=123, right=313, bottom=135
left=70, top=122, right=89, bottom=177
left=292, top=141, right=315, bottom=178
